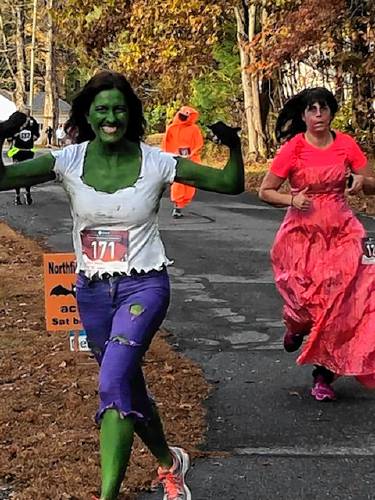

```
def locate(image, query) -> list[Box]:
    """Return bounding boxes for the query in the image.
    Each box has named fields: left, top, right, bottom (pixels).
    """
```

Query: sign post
left=43, top=253, right=88, bottom=351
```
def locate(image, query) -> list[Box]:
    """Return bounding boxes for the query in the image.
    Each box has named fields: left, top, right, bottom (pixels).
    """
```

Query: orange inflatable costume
left=162, top=106, right=204, bottom=212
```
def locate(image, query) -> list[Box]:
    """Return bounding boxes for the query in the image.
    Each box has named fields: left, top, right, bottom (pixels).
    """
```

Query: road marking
left=225, top=331, right=269, bottom=344
left=251, top=343, right=284, bottom=350
left=199, top=274, right=273, bottom=284
left=211, top=307, right=237, bottom=317
left=234, top=446, right=375, bottom=457
left=226, top=315, right=246, bottom=323
left=170, top=267, right=279, bottom=335
left=172, top=283, right=205, bottom=290
left=194, top=338, right=221, bottom=346
left=186, top=294, right=226, bottom=304
left=209, top=202, right=275, bottom=211
left=256, top=318, right=284, bottom=328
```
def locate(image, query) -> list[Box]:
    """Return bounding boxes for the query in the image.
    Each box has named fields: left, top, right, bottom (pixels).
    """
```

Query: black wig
left=275, top=87, right=338, bottom=143
left=65, top=71, right=146, bottom=144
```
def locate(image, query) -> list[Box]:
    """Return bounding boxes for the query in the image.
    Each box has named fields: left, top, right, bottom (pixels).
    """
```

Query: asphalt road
left=0, top=177, right=375, bottom=500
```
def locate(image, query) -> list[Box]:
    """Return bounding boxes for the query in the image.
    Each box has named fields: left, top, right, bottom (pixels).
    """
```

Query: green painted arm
left=174, top=121, right=244, bottom=195
left=175, top=143, right=244, bottom=194
left=0, top=153, right=56, bottom=190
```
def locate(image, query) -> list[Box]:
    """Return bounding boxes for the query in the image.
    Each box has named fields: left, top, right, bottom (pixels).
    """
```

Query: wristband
left=290, top=194, right=295, bottom=207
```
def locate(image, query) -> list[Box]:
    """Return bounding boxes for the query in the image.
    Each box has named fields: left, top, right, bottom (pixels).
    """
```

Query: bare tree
left=0, top=0, right=27, bottom=106
left=235, top=0, right=266, bottom=160
left=43, top=0, right=59, bottom=143
left=14, top=1, right=27, bottom=107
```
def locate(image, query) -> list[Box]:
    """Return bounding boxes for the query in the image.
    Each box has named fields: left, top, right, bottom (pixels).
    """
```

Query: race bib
left=362, top=237, right=375, bottom=265
left=80, top=229, right=128, bottom=262
left=19, top=130, right=32, bottom=142
left=178, top=147, right=191, bottom=158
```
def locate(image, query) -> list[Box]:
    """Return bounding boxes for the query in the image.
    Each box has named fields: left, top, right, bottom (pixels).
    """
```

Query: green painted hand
left=208, top=121, right=241, bottom=148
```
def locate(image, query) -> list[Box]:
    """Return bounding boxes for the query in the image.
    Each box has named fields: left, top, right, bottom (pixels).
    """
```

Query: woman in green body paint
left=0, top=71, right=244, bottom=500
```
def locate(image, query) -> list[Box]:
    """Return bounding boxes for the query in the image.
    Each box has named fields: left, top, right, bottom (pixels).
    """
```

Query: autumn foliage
left=55, top=0, right=227, bottom=102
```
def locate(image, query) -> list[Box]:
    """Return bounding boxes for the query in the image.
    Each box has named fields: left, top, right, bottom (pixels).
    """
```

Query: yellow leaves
left=160, top=42, right=179, bottom=60
left=105, top=38, right=143, bottom=71
left=206, top=34, right=217, bottom=46
left=54, top=0, right=228, bottom=105
left=85, top=5, right=103, bottom=23
left=132, top=4, right=144, bottom=18
left=123, top=43, right=143, bottom=59
left=279, top=25, right=289, bottom=38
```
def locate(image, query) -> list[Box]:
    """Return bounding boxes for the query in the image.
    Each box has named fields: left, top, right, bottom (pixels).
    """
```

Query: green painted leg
left=100, top=410, right=135, bottom=500
left=134, top=404, right=173, bottom=469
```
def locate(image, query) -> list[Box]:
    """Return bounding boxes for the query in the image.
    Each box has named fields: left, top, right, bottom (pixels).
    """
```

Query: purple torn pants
left=76, top=269, right=170, bottom=423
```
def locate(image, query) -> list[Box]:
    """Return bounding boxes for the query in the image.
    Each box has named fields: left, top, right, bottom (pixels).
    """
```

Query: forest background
left=0, top=0, right=374, bottom=160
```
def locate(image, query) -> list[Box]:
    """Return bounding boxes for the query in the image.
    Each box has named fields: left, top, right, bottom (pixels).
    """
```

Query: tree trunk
left=349, top=1, right=375, bottom=149
left=0, top=5, right=23, bottom=102
left=43, top=0, right=58, bottom=145
left=235, top=2, right=267, bottom=160
left=248, top=2, right=266, bottom=158
left=14, top=2, right=27, bottom=108
left=352, top=76, right=373, bottom=130
left=235, top=7, right=257, bottom=158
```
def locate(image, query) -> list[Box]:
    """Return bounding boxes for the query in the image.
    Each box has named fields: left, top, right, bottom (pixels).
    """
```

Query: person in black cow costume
left=7, top=107, right=40, bottom=205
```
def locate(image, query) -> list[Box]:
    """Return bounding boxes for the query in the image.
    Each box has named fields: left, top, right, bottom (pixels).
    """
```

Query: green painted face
left=87, top=88, right=129, bottom=144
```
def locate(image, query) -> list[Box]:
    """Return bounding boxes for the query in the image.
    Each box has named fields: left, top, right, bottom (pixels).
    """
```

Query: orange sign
left=43, top=253, right=82, bottom=331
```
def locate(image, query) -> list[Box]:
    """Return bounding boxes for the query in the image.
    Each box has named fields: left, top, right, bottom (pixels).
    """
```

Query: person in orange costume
left=162, top=106, right=204, bottom=217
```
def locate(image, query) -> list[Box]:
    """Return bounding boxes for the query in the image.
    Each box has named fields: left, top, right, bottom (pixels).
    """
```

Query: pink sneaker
left=283, top=330, right=304, bottom=352
left=157, top=447, right=191, bottom=500
left=311, top=379, right=336, bottom=401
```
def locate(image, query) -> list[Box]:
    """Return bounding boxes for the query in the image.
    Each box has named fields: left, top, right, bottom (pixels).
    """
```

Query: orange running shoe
left=157, top=447, right=191, bottom=500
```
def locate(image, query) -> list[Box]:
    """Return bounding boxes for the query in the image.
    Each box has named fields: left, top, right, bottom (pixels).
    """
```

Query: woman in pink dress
left=259, top=87, right=375, bottom=401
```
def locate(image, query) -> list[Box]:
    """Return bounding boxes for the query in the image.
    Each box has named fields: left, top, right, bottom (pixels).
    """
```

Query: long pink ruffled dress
left=270, top=132, right=375, bottom=387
